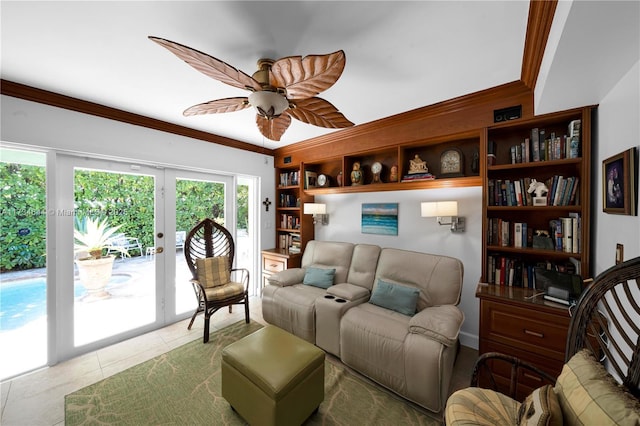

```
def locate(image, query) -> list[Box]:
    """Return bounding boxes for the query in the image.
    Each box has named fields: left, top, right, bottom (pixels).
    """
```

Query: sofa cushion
left=517, top=384, right=562, bottom=426
left=555, top=349, right=640, bottom=426
left=301, top=241, right=354, bottom=284
left=196, top=256, right=230, bottom=288
left=303, top=266, right=336, bottom=289
left=375, top=248, right=463, bottom=310
left=369, top=279, right=419, bottom=316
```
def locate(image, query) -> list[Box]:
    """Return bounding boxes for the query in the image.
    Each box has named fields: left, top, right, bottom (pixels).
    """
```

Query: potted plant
left=74, top=217, right=129, bottom=299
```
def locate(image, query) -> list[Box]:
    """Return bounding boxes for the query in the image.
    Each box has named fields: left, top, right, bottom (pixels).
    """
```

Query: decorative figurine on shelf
left=389, top=164, right=398, bottom=182
left=336, top=171, right=343, bottom=187
left=351, top=162, right=363, bottom=185
left=408, top=155, right=428, bottom=174
left=527, top=179, right=549, bottom=206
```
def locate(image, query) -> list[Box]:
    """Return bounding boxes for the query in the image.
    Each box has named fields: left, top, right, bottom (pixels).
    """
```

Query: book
left=531, top=128, right=540, bottom=161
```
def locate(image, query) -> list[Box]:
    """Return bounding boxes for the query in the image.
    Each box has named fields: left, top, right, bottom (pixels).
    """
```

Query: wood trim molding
left=1, top=79, right=274, bottom=156
left=521, top=0, right=558, bottom=89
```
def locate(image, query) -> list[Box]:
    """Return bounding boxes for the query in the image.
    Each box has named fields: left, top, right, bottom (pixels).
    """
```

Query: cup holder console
left=335, top=298, right=347, bottom=303
left=324, top=295, right=335, bottom=299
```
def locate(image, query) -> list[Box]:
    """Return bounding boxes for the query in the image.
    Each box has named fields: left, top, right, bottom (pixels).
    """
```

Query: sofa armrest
left=326, top=283, right=370, bottom=302
left=266, top=268, right=306, bottom=287
left=409, top=305, right=464, bottom=347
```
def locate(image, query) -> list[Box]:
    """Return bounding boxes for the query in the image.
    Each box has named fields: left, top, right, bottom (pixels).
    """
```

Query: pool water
left=0, top=275, right=130, bottom=331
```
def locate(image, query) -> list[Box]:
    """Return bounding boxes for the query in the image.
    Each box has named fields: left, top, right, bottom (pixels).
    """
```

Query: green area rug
left=65, top=321, right=439, bottom=425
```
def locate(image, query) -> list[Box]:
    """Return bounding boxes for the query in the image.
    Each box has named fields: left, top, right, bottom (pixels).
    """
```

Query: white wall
left=314, top=186, right=482, bottom=349
left=593, top=60, right=640, bottom=275
left=0, top=95, right=276, bottom=252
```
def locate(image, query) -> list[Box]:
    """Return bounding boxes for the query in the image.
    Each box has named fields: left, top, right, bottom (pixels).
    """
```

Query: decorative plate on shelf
left=317, top=173, right=330, bottom=187
left=440, top=148, right=464, bottom=177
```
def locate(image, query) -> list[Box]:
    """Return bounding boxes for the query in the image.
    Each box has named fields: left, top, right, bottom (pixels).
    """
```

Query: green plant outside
left=1, top=166, right=248, bottom=272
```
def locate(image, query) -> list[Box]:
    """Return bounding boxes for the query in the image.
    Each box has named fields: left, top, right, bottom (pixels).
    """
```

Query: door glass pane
left=73, top=168, right=155, bottom=346
left=236, top=179, right=253, bottom=294
left=0, top=148, right=47, bottom=380
left=175, top=178, right=225, bottom=315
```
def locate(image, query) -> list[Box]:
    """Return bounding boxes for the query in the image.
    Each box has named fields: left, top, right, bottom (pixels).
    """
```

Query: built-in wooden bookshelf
left=482, top=106, right=594, bottom=283
left=275, top=165, right=314, bottom=254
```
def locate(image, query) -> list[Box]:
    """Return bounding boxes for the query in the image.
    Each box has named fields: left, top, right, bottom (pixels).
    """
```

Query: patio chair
left=106, top=233, right=143, bottom=258
left=445, top=256, right=640, bottom=425
left=184, top=218, right=250, bottom=343
left=175, top=231, right=186, bottom=250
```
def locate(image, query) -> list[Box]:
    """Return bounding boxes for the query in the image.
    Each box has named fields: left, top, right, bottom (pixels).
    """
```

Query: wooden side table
left=261, top=248, right=302, bottom=294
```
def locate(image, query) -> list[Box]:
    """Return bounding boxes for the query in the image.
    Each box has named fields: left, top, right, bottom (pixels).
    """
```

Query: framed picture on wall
left=602, top=147, right=638, bottom=215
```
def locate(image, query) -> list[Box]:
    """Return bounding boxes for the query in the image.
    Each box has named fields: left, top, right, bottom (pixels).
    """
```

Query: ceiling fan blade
left=183, top=97, right=250, bottom=116
left=270, top=50, right=346, bottom=99
left=256, top=113, right=291, bottom=141
left=288, top=97, right=354, bottom=128
left=149, top=36, right=262, bottom=92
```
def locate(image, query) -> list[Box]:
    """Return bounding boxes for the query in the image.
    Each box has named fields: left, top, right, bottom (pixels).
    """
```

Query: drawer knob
left=524, top=329, right=544, bottom=338
left=270, top=263, right=278, bottom=267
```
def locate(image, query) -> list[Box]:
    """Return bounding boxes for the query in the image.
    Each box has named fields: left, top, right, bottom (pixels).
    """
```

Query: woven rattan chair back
left=566, top=256, right=640, bottom=397
left=184, top=218, right=235, bottom=280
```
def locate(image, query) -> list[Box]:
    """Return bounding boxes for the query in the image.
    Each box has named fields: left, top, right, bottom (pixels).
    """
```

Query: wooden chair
left=184, top=218, right=250, bottom=343
left=445, top=256, right=640, bottom=424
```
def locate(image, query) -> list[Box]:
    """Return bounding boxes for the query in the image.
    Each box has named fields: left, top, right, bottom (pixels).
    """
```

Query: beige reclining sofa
left=262, top=240, right=464, bottom=413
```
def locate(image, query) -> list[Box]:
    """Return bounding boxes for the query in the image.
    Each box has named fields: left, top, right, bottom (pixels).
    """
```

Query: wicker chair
left=184, top=218, right=250, bottom=343
left=445, top=256, right=640, bottom=424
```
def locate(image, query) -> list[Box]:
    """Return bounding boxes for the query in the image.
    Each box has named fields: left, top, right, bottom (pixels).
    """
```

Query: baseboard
left=459, top=331, right=478, bottom=350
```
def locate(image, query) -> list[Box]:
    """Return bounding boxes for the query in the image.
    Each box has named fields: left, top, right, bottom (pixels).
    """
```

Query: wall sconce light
left=304, top=203, right=329, bottom=225
left=421, top=201, right=465, bottom=232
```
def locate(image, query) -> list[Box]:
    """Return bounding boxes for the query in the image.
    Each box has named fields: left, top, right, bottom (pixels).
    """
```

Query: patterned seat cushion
left=203, top=282, right=244, bottom=300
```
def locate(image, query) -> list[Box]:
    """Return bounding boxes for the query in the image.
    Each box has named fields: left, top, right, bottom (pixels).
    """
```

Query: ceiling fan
left=149, top=36, right=355, bottom=141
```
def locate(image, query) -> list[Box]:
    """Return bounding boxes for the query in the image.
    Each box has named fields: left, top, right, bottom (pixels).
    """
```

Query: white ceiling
left=1, top=1, right=638, bottom=150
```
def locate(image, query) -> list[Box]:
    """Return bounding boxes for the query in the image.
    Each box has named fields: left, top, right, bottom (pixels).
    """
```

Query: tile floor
left=0, top=297, right=478, bottom=426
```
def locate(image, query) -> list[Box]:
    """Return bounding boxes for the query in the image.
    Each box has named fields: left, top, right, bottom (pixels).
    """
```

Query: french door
left=55, top=155, right=235, bottom=361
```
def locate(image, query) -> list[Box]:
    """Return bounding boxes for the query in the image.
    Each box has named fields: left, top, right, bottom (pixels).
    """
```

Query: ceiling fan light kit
left=149, top=36, right=354, bottom=141
left=248, top=90, right=289, bottom=119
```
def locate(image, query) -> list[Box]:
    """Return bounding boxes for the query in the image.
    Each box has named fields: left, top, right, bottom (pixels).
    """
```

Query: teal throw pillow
left=303, top=267, right=336, bottom=289
left=369, top=279, right=420, bottom=316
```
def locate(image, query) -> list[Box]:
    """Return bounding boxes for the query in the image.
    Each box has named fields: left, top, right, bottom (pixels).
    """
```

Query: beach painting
left=361, top=203, right=398, bottom=235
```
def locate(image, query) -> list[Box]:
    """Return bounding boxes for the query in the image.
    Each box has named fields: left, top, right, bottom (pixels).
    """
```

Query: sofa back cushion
left=374, top=248, right=463, bottom=310
left=301, top=241, right=355, bottom=284
left=346, top=244, right=381, bottom=290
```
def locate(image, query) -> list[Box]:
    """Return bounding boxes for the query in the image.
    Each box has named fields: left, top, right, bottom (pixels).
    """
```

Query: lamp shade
left=421, top=201, right=458, bottom=217
left=304, top=203, right=326, bottom=215
left=248, top=90, right=289, bottom=119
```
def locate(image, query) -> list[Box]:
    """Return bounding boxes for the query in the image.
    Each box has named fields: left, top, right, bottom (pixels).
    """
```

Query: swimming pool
left=0, top=275, right=130, bottom=331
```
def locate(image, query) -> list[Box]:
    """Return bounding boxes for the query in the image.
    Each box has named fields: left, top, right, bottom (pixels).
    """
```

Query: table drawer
left=262, top=256, right=286, bottom=273
left=481, top=300, right=569, bottom=362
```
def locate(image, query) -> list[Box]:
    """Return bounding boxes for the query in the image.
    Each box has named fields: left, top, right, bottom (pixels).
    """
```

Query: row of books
left=279, top=214, right=300, bottom=230
left=486, top=256, right=580, bottom=287
left=490, top=119, right=581, bottom=165
left=279, top=233, right=301, bottom=253
left=488, top=176, right=579, bottom=207
left=279, top=171, right=299, bottom=187
left=279, top=194, right=299, bottom=208
left=487, top=214, right=581, bottom=253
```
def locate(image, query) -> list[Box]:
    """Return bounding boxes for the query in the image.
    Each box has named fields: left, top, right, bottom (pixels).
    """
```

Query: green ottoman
left=221, top=325, right=325, bottom=426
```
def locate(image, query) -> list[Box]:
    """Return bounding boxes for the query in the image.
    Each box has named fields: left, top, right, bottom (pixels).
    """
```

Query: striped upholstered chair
left=445, top=256, right=640, bottom=425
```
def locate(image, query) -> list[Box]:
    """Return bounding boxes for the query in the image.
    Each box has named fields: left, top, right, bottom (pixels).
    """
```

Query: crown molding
left=1, top=79, right=274, bottom=156
left=521, top=0, right=558, bottom=89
